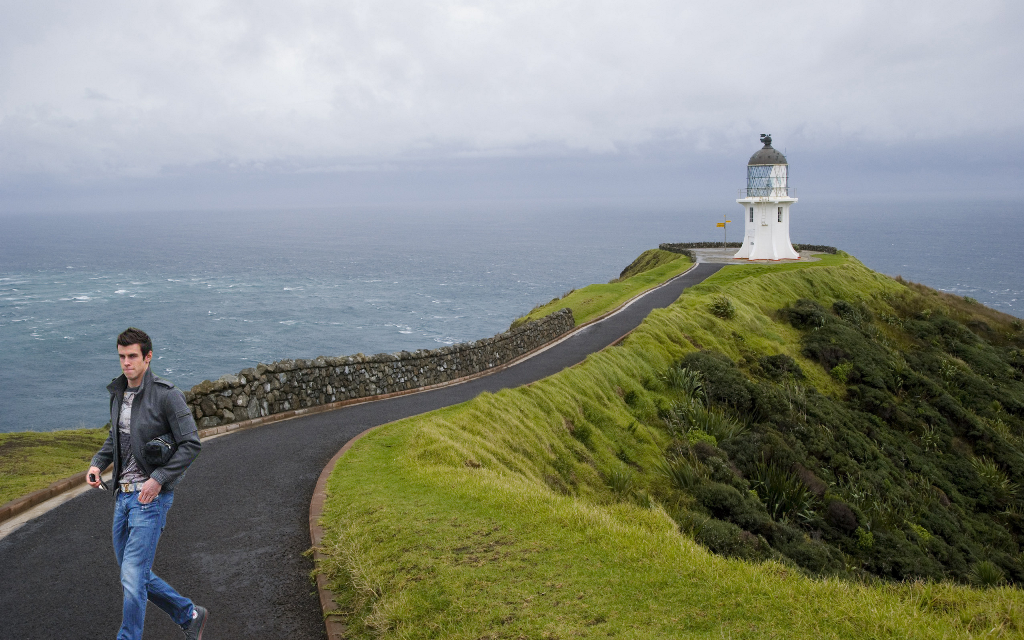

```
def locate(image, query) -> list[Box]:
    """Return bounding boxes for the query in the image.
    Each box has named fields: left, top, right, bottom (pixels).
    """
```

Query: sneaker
left=182, top=605, right=208, bottom=640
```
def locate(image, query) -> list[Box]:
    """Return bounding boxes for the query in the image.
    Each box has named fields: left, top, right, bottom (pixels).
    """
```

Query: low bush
left=968, top=560, right=1005, bottom=587
left=708, top=295, right=737, bottom=319
left=757, top=353, right=804, bottom=380
left=659, top=452, right=707, bottom=492
left=680, top=351, right=754, bottom=412
left=750, top=459, right=815, bottom=524
left=691, top=517, right=774, bottom=561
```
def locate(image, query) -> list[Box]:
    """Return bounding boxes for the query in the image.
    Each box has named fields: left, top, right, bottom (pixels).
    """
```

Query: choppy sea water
left=0, top=200, right=1019, bottom=432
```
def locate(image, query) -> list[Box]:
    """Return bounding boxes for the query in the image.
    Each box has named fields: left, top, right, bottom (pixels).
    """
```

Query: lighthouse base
left=733, top=196, right=799, bottom=261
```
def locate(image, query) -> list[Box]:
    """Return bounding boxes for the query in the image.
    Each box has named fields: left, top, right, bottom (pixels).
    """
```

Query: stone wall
left=183, top=308, right=575, bottom=428
left=660, top=242, right=838, bottom=261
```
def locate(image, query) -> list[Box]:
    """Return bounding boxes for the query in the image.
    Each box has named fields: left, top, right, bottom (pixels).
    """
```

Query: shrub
left=673, top=402, right=749, bottom=444
left=782, top=299, right=828, bottom=329
left=801, top=322, right=894, bottom=389
left=830, top=362, right=854, bottom=383
left=832, top=299, right=868, bottom=324
left=606, top=468, right=636, bottom=499
left=691, top=518, right=769, bottom=560
left=907, top=522, right=932, bottom=544
left=856, top=527, right=875, bottom=550
left=920, top=425, right=942, bottom=452
left=661, top=366, right=706, bottom=400
left=757, top=354, right=804, bottom=380
left=751, top=460, right=814, bottom=524
left=970, top=456, right=1018, bottom=504
left=687, top=431, right=718, bottom=447
left=680, top=351, right=754, bottom=412
left=659, top=454, right=707, bottom=492
left=708, top=295, right=736, bottom=319
left=792, top=464, right=828, bottom=497
left=968, top=560, right=1005, bottom=587
left=696, top=482, right=774, bottom=536
left=824, top=500, right=858, bottom=532
left=777, top=538, right=843, bottom=574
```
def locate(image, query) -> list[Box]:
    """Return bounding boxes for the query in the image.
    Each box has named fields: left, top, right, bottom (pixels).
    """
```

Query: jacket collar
left=107, top=366, right=153, bottom=395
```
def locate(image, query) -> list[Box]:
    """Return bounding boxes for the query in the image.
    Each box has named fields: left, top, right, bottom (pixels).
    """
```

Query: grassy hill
left=510, top=249, right=691, bottom=329
left=318, top=251, right=1024, bottom=638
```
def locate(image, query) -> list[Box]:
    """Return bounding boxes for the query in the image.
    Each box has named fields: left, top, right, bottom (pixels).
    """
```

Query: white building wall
left=732, top=196, right=799, bottom=260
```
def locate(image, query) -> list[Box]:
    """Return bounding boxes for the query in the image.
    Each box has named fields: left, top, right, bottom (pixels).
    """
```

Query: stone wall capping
left=181, top=308, right=575, bottom=432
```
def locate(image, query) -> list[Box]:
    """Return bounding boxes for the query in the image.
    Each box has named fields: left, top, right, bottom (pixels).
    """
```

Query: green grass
left=697, top=250, right=849, bottom=289
left=615, top=248, right=689, bottom=280
left=0, top=428, right=109, bottom=504
left=511, top=250, right=692, bottom=328
left=318, top=251, right=1024, bottom=638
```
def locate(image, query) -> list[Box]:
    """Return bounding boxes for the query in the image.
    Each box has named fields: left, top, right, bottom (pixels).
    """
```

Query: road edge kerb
left=0, top=470, right=91, bottom=524
left=0, top=261, right=699, bottom=529
left=305, top=261, right=702, bottom=639
left=308, top=423, right=387, bottom=638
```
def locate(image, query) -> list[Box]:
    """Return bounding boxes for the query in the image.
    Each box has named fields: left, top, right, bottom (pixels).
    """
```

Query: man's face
left=118, top=343, right=151, bottom=385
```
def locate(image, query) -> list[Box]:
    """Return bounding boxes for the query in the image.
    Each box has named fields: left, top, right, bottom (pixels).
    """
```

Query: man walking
left=87, top=328, right=208, bottom=639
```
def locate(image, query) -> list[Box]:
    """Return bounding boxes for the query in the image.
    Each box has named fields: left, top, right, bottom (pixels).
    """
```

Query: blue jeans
left=112, top=490, right=194, bottom=640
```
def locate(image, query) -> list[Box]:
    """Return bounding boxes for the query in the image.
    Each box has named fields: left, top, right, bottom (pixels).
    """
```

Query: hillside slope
left=318, top=252, right=1024, bottom=639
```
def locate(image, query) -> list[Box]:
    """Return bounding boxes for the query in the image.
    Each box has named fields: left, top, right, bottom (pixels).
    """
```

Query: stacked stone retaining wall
left=659, top=242, right=838, bottom=260
left=183, top=308, right=574, bottom=428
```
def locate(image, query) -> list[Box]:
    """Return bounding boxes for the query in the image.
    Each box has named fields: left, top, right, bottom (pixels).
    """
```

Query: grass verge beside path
left=319, top=251, right=1024, bottom=638
left=0, top=429, right=108, bottom=505
left=511, top=249, right=691, bottom=329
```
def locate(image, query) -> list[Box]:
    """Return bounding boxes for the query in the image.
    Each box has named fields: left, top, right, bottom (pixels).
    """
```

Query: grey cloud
left=0, top=0, right=1021, bottom=190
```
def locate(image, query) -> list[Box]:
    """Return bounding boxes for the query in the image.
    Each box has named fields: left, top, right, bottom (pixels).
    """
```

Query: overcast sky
left=1, top=0, right=1021, bottom=212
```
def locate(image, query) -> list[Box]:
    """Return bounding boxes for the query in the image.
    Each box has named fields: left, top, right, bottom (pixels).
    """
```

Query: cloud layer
left=1, top=0, right=1021, bottom=195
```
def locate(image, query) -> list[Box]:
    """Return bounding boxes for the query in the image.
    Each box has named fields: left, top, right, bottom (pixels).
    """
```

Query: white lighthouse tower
left=733, top=134, right=799, bottom=261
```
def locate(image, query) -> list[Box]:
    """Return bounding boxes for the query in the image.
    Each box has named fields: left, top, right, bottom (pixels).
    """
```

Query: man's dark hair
left=117, top=327, right=152, bottom=357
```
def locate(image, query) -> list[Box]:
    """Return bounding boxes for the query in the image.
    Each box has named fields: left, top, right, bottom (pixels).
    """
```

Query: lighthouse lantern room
left=733, top=134, right=800, bottom=261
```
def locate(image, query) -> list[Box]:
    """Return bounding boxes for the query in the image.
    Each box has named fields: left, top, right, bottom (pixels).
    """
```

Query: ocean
left=1, top=199, right=1019, bottom=433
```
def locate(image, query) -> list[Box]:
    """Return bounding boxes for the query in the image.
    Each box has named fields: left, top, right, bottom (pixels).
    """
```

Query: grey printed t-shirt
left=118, top=386, right=149, bottom=484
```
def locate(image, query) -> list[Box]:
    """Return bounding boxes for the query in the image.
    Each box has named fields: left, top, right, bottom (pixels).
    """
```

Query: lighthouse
left=733, top=134, right=799, bottom=261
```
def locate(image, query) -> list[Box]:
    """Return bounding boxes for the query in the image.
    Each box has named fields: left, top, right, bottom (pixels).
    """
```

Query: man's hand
left=86, top=466, right=103, bottom=488
left=138, top=478, right=162, bottom=504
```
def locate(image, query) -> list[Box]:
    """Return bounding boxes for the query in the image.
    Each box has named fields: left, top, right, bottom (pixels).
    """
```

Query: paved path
left=0, top=262, right=723, bottom=639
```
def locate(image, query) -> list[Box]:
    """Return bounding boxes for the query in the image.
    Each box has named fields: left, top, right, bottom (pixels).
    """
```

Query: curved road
left=0, top=262, right=722, bottom=639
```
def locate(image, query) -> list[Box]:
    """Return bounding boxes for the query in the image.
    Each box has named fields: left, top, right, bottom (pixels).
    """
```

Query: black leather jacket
left=91, top=367, right=201, bottom=493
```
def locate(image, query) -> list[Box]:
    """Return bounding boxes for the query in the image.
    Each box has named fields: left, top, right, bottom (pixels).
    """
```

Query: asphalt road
left=0, top=262, right=722, bottom=640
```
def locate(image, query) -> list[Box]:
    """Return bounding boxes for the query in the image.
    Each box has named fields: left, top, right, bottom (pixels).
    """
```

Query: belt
left=119, top=481, right=148, bottom=493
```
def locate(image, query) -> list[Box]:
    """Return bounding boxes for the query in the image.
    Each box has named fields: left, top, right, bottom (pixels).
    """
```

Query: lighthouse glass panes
left=746, top=164, right=788, bottom=197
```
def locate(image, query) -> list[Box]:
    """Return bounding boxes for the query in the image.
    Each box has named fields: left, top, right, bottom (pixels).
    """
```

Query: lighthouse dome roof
left=748, top=134, right=787, bottom=165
